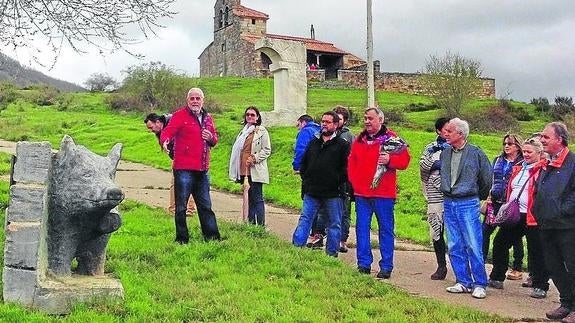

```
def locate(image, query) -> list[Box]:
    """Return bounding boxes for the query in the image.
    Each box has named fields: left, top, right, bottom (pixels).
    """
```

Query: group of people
left=144, top=87, right=575, bottom=321
left=421, top=117, right=575, bottom=321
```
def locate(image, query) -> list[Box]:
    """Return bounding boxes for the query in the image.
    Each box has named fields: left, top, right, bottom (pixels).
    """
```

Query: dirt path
left=0, top=140, right=556, bottom=321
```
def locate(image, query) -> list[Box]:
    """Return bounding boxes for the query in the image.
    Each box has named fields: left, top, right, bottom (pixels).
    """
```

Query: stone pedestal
left=2, top=140, right=124, bottom=314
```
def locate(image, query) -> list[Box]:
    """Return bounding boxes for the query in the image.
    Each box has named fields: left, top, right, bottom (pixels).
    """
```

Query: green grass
left=0, top=187, right=502, bottom=321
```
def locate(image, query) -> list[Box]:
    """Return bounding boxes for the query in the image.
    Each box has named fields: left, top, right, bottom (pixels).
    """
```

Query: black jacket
left=533, top=150, right=575, bottom=230
left=300, top=134, right=350, bottom=198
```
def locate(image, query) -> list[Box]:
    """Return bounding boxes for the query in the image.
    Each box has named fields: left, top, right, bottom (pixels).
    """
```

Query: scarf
left=229, top=124, right=256, bottom=181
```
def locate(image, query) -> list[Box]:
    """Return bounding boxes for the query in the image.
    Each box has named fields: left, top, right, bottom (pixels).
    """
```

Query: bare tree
left=421, top=51, right=483, bottom=117
left=0, top=0, right=176, bottom=65
left=84, top=73, right=118, bottom=92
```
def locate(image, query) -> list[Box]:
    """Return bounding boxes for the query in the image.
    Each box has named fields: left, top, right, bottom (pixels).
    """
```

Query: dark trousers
left=489, top=213, right=526, bottom=281
left=240, top=176, right=265, bottom=226
left=483, top=202, right=524, bottom=268
left=433, top=230, right=447, bottom=267
left=541, top=228, right=575, bottom=308
left=311, top=196, right=350, bottom=242
left=174, top=170, right=221, bottom=242
left=525, top=226, right=550, bottom=291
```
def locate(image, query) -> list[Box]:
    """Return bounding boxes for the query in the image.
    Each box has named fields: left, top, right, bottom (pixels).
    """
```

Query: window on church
left=251, top=19, right=256, bottom=25
left=218, top=9, right=223, bottom=28
left=224, top=6, right=229, bottom=25
left=221, top=42, right=226, bottom=52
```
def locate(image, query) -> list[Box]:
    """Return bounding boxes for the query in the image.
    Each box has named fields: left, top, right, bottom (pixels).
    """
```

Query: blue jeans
left=355, top=197, right=395, bottom=272
left=174, top=170, right=220, bottom=242
left=292, top=195, right=342, bottom=256
left=444, top=196, right=487, bottom=288
left=241, top=176, right=265, bottom=226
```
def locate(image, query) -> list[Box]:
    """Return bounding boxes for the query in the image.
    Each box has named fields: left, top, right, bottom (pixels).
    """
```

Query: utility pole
left=366, top=0, right=375, bottom=107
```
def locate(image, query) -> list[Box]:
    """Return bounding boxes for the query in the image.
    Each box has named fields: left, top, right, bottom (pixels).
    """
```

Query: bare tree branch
left=0, top=0, right=176, bottom=66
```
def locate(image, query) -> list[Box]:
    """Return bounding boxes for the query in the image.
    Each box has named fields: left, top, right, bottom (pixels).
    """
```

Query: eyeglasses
left=245, top=113, right=257, bottom=117
left=188, top=96, right=202, bottom=101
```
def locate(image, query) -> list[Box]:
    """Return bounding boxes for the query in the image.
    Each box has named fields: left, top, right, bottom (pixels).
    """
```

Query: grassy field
left=0, top=78, right=541, bottom=320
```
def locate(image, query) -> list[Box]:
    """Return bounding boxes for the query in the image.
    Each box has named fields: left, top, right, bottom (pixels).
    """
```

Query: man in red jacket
left=159, top=88, right=221, bottom=243
left=348, top=107, right=410, bottom=279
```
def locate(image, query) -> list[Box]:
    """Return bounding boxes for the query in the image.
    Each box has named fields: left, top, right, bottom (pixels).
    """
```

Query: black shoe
left=376, top=271, right=391, bottom=279
left=175, top=239, right=188, bottom=245
left=358, top=266, right=371, bottom=274
left=430, top=266, right=447, bottom=280
left=306, top=234, right=324, bottom=249
left=488, top=279, right=504, bottom=289
left=339, top=241, right=349, bottom=253
left=546, top=306, right=571, bottom=320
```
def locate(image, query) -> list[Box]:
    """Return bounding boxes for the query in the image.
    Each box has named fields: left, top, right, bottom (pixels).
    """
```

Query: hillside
left=0, top=52, right=84, bottom=92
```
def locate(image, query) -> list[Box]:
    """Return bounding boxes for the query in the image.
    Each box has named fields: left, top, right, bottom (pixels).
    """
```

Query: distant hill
left=0, top=52, right=84, bottom=92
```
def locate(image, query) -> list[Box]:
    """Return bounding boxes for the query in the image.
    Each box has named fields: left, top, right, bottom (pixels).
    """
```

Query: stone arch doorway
left=255, top=37, right=307, bottom=126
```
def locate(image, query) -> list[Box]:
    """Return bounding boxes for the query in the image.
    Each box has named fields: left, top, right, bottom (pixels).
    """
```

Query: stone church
left=199, top=0, right=496, bottom=98
left=199, top=0, right=365, bottom=79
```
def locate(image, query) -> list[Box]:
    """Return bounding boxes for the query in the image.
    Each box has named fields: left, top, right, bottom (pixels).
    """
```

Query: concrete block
left=2, top=266, right=38, bottom=306
left=7, top=185, right=46, bottom=222
left=4, top=223, right=41, bottom=269
left=12, top=141, right=52, bottom=184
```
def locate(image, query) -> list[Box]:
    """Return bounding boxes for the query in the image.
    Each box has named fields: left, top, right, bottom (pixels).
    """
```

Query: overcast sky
left=2, top=0, right=573, bottom=102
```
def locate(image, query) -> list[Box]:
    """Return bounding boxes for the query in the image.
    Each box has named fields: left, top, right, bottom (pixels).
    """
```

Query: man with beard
left=292, top=111, right=350, bottom=257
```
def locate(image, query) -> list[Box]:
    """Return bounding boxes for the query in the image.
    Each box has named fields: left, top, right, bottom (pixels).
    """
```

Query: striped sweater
left=420, top=137, right=448, bottom=205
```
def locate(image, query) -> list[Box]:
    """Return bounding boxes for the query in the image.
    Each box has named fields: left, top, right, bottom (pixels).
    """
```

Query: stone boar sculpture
left=48, top=136, right=124, bottom=276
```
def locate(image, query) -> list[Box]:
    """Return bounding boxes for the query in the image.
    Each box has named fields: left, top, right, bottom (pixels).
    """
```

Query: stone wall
left=338, top=70, right=496, bottom=99
left=306, top=70, right=325, bottom=82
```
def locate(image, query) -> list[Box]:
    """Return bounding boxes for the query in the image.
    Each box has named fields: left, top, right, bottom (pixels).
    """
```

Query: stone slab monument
left=255, top=37, right=307, bottom=126
left=2, top=135, right=125, bottom=314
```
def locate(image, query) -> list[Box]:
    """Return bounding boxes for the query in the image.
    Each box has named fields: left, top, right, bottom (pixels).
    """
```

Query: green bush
left=0, top=81, right=19, bottom=108
left=464, top=105, right=519, bottom=133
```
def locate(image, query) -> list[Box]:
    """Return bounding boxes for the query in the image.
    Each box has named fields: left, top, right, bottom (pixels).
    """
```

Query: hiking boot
left=530, top=288, right=547, bottom=299
left=488, top=279, right=504, bottom=289
left=446, top=283, right=471, bottom=293
left=472, top=286, right=487, bottom=299
left=306, top=234, right=324, bottom=249
left=546, top=306, right=571, bottom=320
left=430, top=266, right=447, bottom=280
left=358, top=266, right=371, bottom=274
left=339, top=241, right=349, bottom=253
left=562, top=311, right=575, bottom=323
left=376, top=271, right=391, bottom=279
left=506, top=269, right=523, bottom=280
left=522, top=276, right=533, bottom=288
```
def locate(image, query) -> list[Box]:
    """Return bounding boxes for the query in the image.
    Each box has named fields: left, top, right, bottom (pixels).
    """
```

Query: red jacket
left=159, top=107, right=218, bottom=171
left=348, top=128, right=410, bottom=198
left=506, top=160, right=543, bottom=226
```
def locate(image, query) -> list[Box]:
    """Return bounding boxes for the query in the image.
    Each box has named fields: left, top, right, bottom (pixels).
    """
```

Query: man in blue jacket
left=534, top=122, right=575, bottom=322
left=292, top=114, right=320, bottom=173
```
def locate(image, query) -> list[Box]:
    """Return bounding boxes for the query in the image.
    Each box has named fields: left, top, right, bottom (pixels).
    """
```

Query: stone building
left=199, top=0, right=364, bottom=79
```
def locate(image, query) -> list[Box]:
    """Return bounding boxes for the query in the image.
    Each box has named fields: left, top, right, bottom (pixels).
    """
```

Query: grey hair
left=364, top=107, right=384, bottom=122
left=547, top=121, right=569, bottom=146
left=187, top=87, right=204, bottom=99
left=449, top=118, right=470, bottom=139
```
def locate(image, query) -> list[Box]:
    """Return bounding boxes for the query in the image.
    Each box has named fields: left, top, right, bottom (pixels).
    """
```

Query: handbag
left=494, top=171, right=534, bottom=227
left=483, top=200, right=497, bottom=226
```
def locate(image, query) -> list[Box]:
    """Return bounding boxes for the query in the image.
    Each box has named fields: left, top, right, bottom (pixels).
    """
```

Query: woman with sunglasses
left=228, top=106, right=272, bottom=226
left=483, top=133, right=524, bottom=279
left=488, top=137, right=549, bottom=297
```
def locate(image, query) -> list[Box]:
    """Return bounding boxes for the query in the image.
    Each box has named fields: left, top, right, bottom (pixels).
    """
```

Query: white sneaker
left=446, top=283, right=471, bottom=293
left=472, top=286, right=487, bottom=299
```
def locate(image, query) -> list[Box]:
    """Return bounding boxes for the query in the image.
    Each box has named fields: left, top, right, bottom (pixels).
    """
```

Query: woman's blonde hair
left=523, top=137, right=543, bottom=153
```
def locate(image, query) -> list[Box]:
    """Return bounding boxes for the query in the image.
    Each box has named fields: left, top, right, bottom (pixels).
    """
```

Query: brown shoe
left=506, top=269, right=523, bottom=280
left=562, top=311, right=575, bottom=323
left=430, top=266, right=447, bottom=280
left=546, top=306, right=571, bottom=320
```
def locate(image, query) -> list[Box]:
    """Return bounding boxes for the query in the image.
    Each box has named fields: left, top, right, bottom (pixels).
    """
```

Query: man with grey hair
left=440, top=117, right=492, bottom=299
left=534, top=122, right=575, bottom=321
left=160, top=87, right=221, bottom=243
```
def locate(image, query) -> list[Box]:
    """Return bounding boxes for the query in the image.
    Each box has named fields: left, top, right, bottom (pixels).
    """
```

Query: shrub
left=464, top=105, right=519, bottom=133
left=530, top=97, right=551, bottom=114
left=0, top=81, right=19, bottom=108
left=550, top=96, right=575, bottom=121
left=383, top=109, right=405, bottom=124
left=500, top=99, right=532, bottom=121
left=406, top=102, right=439, bottom=112
left=106, top=93, right=146, bottom=112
